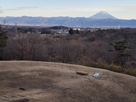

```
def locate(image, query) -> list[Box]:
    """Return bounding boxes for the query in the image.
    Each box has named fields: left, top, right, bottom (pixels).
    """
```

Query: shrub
left=80, top=61, right=136, bottom=77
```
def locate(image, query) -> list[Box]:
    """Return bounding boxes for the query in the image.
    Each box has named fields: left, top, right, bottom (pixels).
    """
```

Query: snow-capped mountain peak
left=90, top=11, right=117, bottom=19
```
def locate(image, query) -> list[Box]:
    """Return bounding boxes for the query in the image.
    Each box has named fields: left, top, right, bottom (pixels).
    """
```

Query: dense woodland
left=0, top=26, right=136, bottom=76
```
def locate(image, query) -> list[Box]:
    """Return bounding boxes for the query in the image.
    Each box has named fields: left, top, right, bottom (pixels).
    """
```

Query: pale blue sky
left=0, top=0, right=136, bottom=19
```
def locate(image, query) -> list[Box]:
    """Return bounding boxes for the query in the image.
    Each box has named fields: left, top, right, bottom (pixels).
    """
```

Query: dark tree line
left=1, top=26, right=136, bottom=76
left=0, top=26, right=8, bottom=59
left=2, top=28, right=136, bottom=70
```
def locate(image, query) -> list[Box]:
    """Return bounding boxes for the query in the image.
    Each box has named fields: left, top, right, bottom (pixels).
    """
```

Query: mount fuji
left=90, top=11, right=117, bottom=19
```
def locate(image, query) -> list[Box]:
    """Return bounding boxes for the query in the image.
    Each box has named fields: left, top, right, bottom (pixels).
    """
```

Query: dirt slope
left=0, top=61, right=136, bottom=102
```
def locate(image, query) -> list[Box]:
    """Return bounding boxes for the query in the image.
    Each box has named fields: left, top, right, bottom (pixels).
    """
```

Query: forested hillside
left=2, top=27, right=136, bottom=76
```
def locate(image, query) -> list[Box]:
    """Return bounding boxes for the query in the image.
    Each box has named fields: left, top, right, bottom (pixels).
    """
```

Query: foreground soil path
left=0, top=61, right=136, bottom=102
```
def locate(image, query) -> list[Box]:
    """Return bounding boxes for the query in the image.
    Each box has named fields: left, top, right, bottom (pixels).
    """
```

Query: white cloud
left=5, top=6, right=39, bottom=11
left=1, top=5, right=136, bottom=19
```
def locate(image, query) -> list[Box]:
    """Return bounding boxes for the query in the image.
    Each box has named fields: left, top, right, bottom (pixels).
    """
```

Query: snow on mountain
left=0, top=11, right=136, bottom=27
left=90, top=11, right=117, bottom=19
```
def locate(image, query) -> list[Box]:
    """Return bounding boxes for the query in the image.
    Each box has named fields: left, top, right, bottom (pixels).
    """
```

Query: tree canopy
left=0, top=26, right=8, bottom=59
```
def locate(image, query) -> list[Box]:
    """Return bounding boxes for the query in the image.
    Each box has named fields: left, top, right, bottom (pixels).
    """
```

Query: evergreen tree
left=0, top=26, right=8, bottom=59
left=76, top=29, right=79, bottom=34
left=69, top=28, right=74, bottom=35
left=113, top=40, right=131, bottom=66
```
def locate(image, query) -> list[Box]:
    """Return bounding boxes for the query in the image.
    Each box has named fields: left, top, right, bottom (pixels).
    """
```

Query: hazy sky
left=0, top=0, right=136, bottom=19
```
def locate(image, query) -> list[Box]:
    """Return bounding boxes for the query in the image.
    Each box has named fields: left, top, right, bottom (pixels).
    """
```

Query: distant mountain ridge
left=0, top=11, right=136, bottom=27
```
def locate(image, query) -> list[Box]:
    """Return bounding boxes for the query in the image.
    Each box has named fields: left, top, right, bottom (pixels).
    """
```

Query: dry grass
left=0, top=61, right=136, bottom=102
